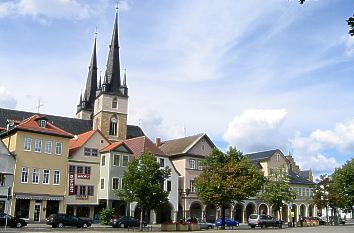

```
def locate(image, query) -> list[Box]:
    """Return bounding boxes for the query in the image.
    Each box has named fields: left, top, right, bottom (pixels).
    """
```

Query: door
left=34, top=204, right=41, bottom=222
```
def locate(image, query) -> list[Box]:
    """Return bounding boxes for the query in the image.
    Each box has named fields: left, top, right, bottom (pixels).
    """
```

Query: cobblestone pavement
left=0, top=224, right=353, bottom=233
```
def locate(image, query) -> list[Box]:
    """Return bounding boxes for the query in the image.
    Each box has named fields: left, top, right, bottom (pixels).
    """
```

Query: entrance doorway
left=34, top=203, right=41, bottom=222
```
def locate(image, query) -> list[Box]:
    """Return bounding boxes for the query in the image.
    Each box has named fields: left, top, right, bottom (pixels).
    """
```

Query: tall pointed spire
left=103, top=9, right=121, bottom=94
left=83, top=36, right=98, bottom=110
left=123, top=69, right=127, bottom=87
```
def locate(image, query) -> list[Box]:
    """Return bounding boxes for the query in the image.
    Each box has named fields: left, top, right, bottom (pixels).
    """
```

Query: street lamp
left=179, top=188, right=191, bottom=220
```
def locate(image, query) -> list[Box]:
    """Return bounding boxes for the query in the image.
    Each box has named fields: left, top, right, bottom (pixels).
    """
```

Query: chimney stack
left=156, top=137, right=161, bottom=147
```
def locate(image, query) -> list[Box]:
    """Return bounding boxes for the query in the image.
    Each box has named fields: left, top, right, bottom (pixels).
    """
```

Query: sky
left=0, top=0, right=353, bottom=177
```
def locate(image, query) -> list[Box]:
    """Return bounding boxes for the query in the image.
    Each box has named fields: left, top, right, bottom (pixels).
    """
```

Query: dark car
left=46, top=213, right=92, bottom=228
left=248, top=214, right=283, bottom=228
left=110, top=216, right=146, bottom=228
left=0, top=213, right=28, bottom=228
left=215, top=218, right=239, bottom=227
left=310, top=217, right=326, bottom=225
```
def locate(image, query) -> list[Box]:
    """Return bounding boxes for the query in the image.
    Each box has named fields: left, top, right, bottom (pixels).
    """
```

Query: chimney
left=156, top=137, right=161, bottom=147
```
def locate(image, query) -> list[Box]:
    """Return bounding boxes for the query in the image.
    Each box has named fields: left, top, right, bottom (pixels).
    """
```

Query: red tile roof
left=100, top=141, right=134, bottom=154
left=69, top=130, right=96, bottom=151
left=124, top=136, right=166, bottom=159
left=13, top=114, right=73, bottom=138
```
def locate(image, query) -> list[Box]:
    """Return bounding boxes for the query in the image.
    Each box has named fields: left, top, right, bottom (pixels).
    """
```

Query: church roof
left=0, top=108, right=144, bottom=138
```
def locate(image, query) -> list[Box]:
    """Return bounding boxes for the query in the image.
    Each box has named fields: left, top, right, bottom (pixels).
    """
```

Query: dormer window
left=112, top=97, right=118, bottom=109
left=39, top=119, right=46, bottom=128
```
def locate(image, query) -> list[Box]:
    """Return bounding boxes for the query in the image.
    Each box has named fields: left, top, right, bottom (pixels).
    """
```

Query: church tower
left=76, top=37, right=98, bottom=120
left=93, top=11, right=128, bottom=141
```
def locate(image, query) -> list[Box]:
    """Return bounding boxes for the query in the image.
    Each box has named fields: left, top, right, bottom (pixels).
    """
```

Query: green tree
left=116, top=151, right=171, bottom=231
left=330, top=158, right=354, bottom=211
left=194, top=147, right=265, bottom=229
left=257, top=168, right=297, bottom=220
left=312, top=175, right=331, bottom=222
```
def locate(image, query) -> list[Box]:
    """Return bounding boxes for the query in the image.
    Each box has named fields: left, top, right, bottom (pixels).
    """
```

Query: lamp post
left=179, top=188, right=191, bottom=221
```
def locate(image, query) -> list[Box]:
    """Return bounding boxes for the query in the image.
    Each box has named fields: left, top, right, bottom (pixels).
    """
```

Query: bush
left=99, top=208, right=115, bottom=225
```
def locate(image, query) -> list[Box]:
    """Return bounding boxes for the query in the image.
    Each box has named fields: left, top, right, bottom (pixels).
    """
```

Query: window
left=55, top=142, right=62, bottom=155
left=112, top=178, right=120, bottom=190
left=122, top=155, right=129, bottom=166
left=74, top=185, right=78, bottom=195
left=276, top=154, right=280, bottom=162
left=77, top=166, right=83, bottom=174
left=43, top=169, right=50, bottom=184
left=109, top=116, right=118, bottom=136
left=189, top=159, right=196, bottom=169
left=190, top=180, right=195, bottom=192
left=45, top=141, right=52, bottom=154
left=53, top=170, right=60, bottom=185
left=159, top=158, right=165, bottom=167
left=91, top=149, right=98, bottom=156
left=101, top=156, right=106, bottom=166
left=197, top=160, right=202, bottom=170
left=32, top=168, right=39, bottom=184
left=84, top=148, right=91, bottom=156
left=113, top=154, right=120, bottom=166
left=87, top=186, right=94, bottom=196
left=302, top=188, right=305, bottom=196
left=112, top=97, right=118, bottom=108
left=100, top=178, right=105, bottom=189
left=79, top=186, right=86, bottom=195
left=306, top=188, right=310, bottom=197
left=21, top=167, right=28, bottom=183
left=69, top=165, right=76, bottom=173
left=39, top=120, right=46, bottom=128
left=167, top=180, right=171, bottom=192
left=24, top=138, right=32, bottom=151
left=34, top=139, right=42, bottom=152
left=84, top=167, right=91, bottom=175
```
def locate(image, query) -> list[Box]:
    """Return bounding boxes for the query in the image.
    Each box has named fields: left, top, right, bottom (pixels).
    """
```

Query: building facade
left=0, top=140, right=15, bottom=214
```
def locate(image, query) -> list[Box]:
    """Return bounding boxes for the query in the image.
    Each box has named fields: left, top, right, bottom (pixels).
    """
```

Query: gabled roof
left=1, top=114, right=73, bottom=138
left=289, top=169, right=315, bottom=185
left=100, top=141, right=133, bottom=154
left=0, top=107, right=144, bottom=138
left=69, top=130, right=109, bottom=156
left=245, top=149, right=282, bottom=162
left=124, top=136, right=166, bottom=159
left=159, top=133, right=215, bottom=156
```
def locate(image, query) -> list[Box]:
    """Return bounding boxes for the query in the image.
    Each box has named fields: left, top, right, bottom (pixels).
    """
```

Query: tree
left=194, top=147, right=265, bottom=229
left=116, top=151, right=171, bottom=231
left=300, top=1, right=353, bottom=37
left=312, top=174, right=331, bottom=222
left=330, top=158, right=354, bottom=211
left=257, top=168, right=297, bottom=220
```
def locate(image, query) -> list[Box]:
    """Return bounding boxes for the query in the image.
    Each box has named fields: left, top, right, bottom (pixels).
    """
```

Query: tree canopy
left=195, top=147, right=265, bottom=228
left=257, top=168, right=297, bottom=220
left=116, top=151, right=171, bottom=230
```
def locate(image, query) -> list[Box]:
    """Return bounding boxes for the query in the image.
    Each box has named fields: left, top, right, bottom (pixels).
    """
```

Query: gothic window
left=112, top=97, right=118, bottom=109
left=109, top=115, right=118, bottom=136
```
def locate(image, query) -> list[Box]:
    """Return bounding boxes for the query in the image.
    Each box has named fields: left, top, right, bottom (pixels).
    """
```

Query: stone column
left=28, top=200, right=35, bottom=222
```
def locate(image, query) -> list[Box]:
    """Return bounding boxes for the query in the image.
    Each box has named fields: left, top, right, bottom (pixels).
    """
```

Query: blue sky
left=0, top=0, right=353, bottom=177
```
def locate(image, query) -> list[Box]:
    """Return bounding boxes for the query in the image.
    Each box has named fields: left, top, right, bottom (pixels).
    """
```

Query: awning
left=15, top=193, right=64, bottom=201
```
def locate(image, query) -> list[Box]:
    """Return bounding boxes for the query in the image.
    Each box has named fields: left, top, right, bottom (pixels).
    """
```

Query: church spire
left=83, top=36, right=98, bottom=110
left=103, top=10, right=122, bottom=94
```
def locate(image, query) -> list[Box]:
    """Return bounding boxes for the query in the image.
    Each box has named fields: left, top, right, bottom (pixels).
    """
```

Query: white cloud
left=223, top=109, right=288, bottom=152
left=345, top=35, right=354, bottom=57
left=0, top=0, right=92, bottom=20
left=0, top=87, right=17, bottom=109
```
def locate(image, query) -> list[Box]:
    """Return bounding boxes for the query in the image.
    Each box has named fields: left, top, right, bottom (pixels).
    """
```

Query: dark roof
left=300, top=170, right=310, bottom=179
left=0, top=108, right=144, bottom=138
left=160, top=133, right=206, bottom=156
left=245, top=149, right=281, bottom=162
left=289, top=170, right=314, bottom=185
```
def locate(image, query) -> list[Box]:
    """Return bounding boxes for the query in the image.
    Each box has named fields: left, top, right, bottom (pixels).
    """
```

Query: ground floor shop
left=9, top=193, right=65, bottom=222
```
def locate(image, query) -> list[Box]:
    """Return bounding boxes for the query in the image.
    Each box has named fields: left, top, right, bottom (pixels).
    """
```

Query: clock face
left=111, top=117, right=117, bottom=123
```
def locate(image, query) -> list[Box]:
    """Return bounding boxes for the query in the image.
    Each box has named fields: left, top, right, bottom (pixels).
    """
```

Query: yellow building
left=0, top=114, right=73, bottom=222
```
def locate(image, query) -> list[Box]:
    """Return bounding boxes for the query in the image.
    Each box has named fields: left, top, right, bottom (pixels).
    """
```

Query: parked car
left=110, top=216, right=146, bottom=228
left=0, top=213, right=28, bottom=228
left=46, top=213, right=92, bottom=228
left=248, top=214, right=283, bottom=228
left=187, top=218, right=215, bottom=229
left=215, top=218, right=239, bottom=227
left=310, top=216, right=326, bottom=225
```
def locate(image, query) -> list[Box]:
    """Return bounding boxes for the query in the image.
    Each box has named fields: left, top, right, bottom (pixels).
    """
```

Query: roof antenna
left=184, top=126, right=187, bottom=137
left=36, top=98, right=44, bottom=114
left=116, top=0, right=119, bottom=13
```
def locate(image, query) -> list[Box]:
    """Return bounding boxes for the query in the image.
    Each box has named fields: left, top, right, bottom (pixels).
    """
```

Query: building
left=66, top=130, right=110, bottom=221
left=0, top=140, right=15, bottom=214
left=0, top=115, right=73, bottom=222
left=124, top=136, right=181, bottom=223
left=159, top=133, right=216, bottom=221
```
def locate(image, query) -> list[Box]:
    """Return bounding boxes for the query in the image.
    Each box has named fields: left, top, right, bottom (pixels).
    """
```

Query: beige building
left=66, top=130, right=110, bottom=221
left=159, top=133, right=216, bottom=221
left=0, top=115, right=73, bottom=222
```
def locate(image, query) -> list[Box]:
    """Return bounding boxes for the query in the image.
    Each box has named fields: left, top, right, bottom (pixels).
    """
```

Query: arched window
left=109, top=115, right=118, bottom=136
left=112, top=97, right=118, bottom=109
